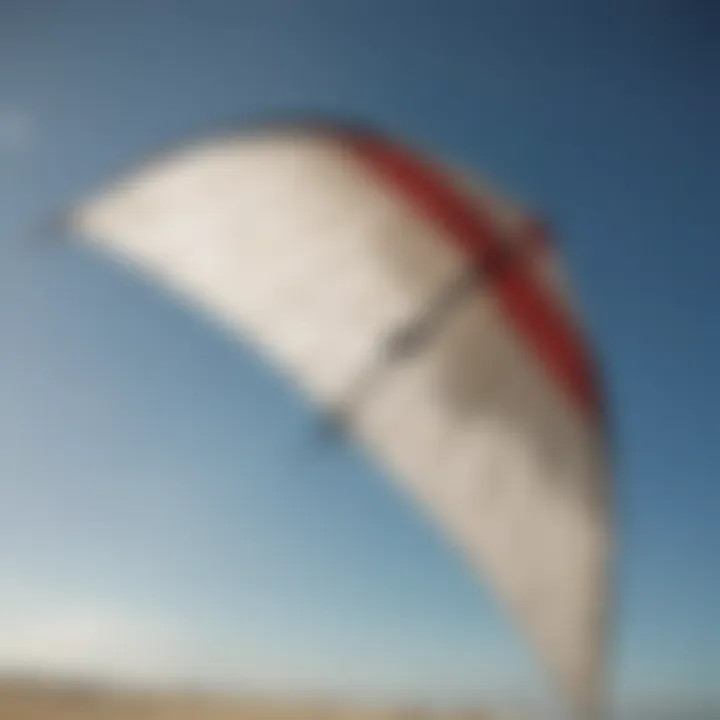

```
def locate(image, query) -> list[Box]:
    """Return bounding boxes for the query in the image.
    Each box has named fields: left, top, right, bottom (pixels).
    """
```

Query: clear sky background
left=0, top=1, right=717, bottom=717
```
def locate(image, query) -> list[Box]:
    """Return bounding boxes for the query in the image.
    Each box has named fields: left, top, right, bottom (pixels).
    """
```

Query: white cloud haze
left=0, top=589, right=191, bottom=686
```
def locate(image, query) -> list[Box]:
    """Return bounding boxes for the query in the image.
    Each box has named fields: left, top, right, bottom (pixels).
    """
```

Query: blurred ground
left=0, top=678, right=495, bottom=720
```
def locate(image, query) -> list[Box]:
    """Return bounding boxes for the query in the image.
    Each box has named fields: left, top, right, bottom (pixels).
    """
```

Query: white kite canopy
left=70, top=121, right=611, bottom=719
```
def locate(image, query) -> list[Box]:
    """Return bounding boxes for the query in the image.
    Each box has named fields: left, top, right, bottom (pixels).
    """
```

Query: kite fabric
left=70, top=123, right=612, bottom=719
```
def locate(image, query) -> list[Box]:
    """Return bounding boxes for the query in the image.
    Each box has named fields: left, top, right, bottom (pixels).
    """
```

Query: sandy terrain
left=0, top=678, right=496, bottom=720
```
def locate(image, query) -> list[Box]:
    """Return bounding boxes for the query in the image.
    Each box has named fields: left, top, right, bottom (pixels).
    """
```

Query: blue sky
left=0, top=0, right=718, bottom=716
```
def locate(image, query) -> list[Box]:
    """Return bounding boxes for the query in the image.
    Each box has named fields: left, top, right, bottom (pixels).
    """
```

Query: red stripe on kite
left=344, top=134, right=599, bottom=419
